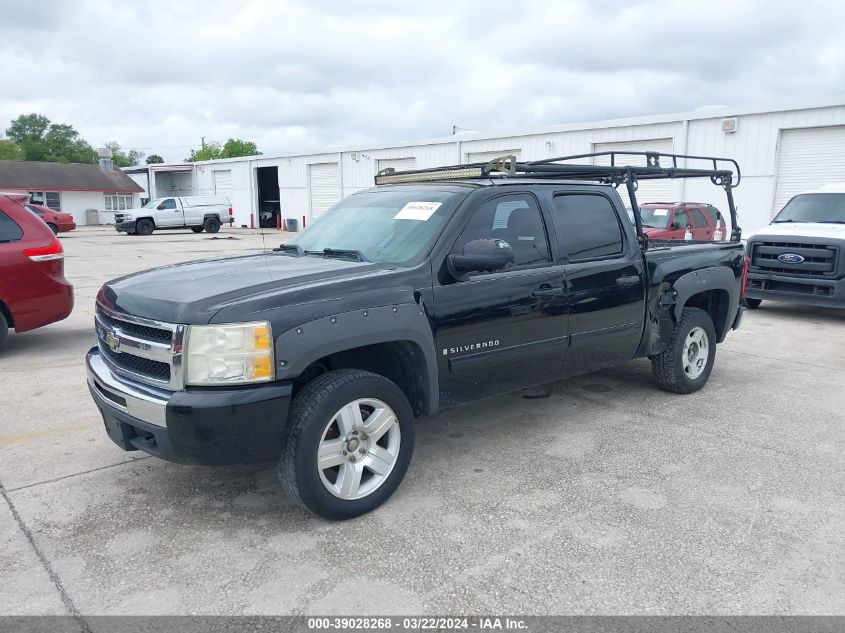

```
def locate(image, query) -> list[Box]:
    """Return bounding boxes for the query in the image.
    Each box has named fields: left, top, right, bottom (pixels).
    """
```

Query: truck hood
left=747, top=222, right=845, bottom=241
left=100, top=253, right=388, bottom=324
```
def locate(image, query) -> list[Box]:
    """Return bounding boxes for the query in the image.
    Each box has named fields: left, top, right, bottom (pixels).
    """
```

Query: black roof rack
left=375, top=151, right=742, bottom=242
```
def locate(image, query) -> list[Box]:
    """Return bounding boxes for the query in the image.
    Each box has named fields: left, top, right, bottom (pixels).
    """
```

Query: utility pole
left=201, top=136, right=206, bottom=149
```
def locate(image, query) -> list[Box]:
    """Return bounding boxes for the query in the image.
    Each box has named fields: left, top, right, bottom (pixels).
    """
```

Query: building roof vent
left=97, top=147, right=114, bottom=172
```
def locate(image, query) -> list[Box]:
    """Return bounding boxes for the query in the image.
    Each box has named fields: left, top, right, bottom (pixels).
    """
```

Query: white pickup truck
left=114, top=196, right=232, bottom=236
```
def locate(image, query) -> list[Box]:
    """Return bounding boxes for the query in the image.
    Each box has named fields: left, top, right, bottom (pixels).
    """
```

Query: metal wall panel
left=593, top=139, right=674, bottom=208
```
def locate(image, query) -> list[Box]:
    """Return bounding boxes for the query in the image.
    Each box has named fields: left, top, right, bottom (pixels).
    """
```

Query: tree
left=221, top=138, right=260, bottom=158
left=0, top=139, right=25, bottom=160
left=5, top=113, right=95, bottom=163
left=146, top=154, right=164, bottom=164
left=185, top=138, right=260, bottom=162
left=105, top=141, right=144, bottom=168
left=186, top=142, right=222, bottom=162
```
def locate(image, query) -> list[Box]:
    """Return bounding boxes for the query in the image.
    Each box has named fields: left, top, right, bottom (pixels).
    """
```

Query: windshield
left=774, top=193, right=845, bottom=223
left=288, top=188, right=468, bottom=265
left=639, top=207, right=672, bottom=228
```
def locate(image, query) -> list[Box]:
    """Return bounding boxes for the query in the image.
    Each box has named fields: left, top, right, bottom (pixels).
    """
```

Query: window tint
left=26, top=205, right=44, bottom=215
left=455, top=193, right=550, bottom=267
left=690, top=208, right=707, bottom=228
left=552, top=194, right=624, bottom=261
left=673, top=209, right=690, bottom=228
left=703, top=206, right=723, bottom=225
left=0, top=210, right=24, bottom=243
left=158, top=198, right=177, bottom=210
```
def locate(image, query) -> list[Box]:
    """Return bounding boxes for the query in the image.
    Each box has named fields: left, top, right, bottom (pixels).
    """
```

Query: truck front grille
left=95, top=305, right=184, bottom=389
left=750, top=241, right=838, bottom=276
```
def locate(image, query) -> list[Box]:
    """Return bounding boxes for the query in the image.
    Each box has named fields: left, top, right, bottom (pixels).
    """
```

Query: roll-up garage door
left=593, top=139, right=673, bottom=209
left=465, top=149, right=522, bottom=164
left=309, top=162, right=341, bottom=218
left=377, top=157, right=416, bottom=173
left=213, top=170, right=232, bottom=195
left=773, top=125, right=845, bottom=218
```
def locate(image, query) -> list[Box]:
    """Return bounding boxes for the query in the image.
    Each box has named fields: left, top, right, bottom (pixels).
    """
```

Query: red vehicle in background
left=0, top=194, right=74, bottom=351
left=26, top=203, right=76, bottom=234
left=638, top=203, right=727, bottom=241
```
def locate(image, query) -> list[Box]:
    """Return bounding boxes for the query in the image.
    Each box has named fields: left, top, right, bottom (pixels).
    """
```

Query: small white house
left=0, top=159, right=143, bottom=225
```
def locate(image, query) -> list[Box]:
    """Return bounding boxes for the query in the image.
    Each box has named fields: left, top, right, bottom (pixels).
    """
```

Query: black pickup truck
left=87, top=152, right=748, bottom=519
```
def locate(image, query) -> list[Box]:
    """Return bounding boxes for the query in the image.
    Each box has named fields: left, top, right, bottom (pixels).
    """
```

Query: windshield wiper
left=319, top=248, right=370, bottom=262
left=819, top=220, right=845, bottom=224
left=773, top=219, right=803, bottom=223
left=273, top=243, right=304, bottom=256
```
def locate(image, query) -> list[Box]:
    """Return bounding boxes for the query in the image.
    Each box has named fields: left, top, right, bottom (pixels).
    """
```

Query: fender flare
left=672, top=266, right=739, bottom=340
left=274, top=302, right=439, bottom=413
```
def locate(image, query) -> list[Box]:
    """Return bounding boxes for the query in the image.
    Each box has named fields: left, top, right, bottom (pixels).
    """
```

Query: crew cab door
left=541, top=187, right=646, bottom=376
left=432, top=190, right=568, bottom=407
left=154, top=198, right=182, bottom=227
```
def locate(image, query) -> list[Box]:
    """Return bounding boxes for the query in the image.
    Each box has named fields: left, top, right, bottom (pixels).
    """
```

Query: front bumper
left=86, top=347, right=293, bottom=465
left=746, top=272, right=845, bottom=308
left=114, top=220, right=136, bottom=232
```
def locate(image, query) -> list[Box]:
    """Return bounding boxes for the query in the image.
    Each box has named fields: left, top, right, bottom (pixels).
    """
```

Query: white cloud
left=0, top=0, right=842, bottom=161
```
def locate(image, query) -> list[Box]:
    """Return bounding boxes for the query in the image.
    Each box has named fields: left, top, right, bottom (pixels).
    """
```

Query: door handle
left=616, top=275, right=640, bottom=286
left=532, top=287, right=564, bottom=298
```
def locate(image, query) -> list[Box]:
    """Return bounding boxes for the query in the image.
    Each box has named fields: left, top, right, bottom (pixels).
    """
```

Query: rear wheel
left=190, top=226, right=204, bottom=233
left=279, top=369, right=414, bottom=520
left=744, top=298, right=762, bottom=309
left=135, top=219, right=154, bottom=236
left=47, top=223, right=59, bottom=235
left=651, top=307, right=717, bottom=394
left=203, top=217, right=221, bottom=233
left=0, top=311, right=8, bottom=351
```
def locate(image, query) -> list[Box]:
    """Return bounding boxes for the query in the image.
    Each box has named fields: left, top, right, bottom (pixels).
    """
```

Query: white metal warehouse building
left=189, top=99, right=845, bottom=235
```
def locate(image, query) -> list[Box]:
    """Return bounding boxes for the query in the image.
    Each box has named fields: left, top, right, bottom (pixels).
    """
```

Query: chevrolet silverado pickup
left=87, top=152, right=747, bottom=519
left=745, top=184, right=845, bottom=309
left=114, top=195, right=232, bottom=235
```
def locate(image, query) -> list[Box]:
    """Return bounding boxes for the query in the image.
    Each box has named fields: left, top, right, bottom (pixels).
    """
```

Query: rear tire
left=279, top=369, right=414, bottom=520
left=203, top=217, right=221, bottom=233
left=744, top=298, right=762, bottom=309
left=135, top=219, right=154, bottom=236
left=0, top=311, right=8, bottom=351
left=190, top=226, right=204, bottom=233
left=47, top=223, right=59, bottom=235
left=651, top=307, right=717, bottom=394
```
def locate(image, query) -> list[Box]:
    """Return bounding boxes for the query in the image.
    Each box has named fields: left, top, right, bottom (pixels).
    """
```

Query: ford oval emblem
left=777, top=253, right=805, bottom=264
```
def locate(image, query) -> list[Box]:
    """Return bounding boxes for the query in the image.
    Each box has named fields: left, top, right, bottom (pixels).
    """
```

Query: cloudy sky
left=1, top=0, right=843, bottom=162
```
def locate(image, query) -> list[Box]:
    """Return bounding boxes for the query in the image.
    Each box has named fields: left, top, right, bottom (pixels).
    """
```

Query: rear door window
left=551, top=194, right=625, bottom=261
left=690, top=208, right=708, bottom=228
left=0, top=210, right=24, bottom=243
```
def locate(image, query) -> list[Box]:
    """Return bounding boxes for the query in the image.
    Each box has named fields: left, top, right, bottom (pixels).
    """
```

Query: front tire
left=744, top=298, right=762, bottom=309
left=135, top=219, right=154, bottom=236
left=651, top=307, right=717, bottom=394
left=279, top=369, right=415, bottom=520
left=203, top=217, right=221, bottom=233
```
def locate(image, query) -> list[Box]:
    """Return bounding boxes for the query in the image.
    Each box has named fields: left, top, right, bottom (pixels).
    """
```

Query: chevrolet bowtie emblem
left=105, top=330, right=121, bottom=353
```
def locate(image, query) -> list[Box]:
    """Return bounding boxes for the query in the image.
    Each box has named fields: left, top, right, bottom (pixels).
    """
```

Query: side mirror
left=448, top=238, right=514, bottom=280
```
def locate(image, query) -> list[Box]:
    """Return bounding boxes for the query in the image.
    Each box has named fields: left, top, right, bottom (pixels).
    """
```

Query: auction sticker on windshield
left=394, top=201, right=443, bottom=221
left=653, top=208, right=669, bottom=216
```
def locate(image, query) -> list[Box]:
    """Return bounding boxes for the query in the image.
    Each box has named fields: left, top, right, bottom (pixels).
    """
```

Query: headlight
left=185, top=322, right=274, bottom=385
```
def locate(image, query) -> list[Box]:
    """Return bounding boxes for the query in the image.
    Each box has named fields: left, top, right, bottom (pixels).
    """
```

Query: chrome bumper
left=86, top=347, right=170, bottom=427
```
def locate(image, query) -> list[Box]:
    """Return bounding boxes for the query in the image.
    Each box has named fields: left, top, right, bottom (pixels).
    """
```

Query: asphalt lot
left=1, top=226, right=843, bottom=616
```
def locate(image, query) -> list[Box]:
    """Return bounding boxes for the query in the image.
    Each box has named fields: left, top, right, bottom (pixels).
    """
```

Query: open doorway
left=256, top=166, right=280, bottom=228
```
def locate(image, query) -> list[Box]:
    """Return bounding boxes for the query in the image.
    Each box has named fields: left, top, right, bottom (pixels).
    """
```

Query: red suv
left=0, top=194, right=74, bottom=350
left=26, top=203, right=76, bottom=234
left=638, top=203, right=727, bottom=241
